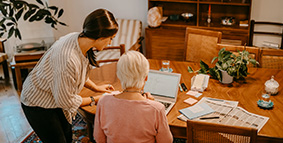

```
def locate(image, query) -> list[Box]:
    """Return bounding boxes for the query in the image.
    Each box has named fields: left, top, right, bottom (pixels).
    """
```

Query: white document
left=178, top=97, right=269, bottom=132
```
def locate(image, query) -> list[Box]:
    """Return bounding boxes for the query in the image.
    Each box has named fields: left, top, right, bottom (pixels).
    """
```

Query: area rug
left=21, top=113, right=186, bottom=143
left=21, top=113, right=91, bottom=143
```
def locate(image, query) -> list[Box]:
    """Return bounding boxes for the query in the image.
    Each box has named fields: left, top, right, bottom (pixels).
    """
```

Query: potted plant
left=0, top=0, right=66, bottom=40
left=188, top=48, right=259, bottom=84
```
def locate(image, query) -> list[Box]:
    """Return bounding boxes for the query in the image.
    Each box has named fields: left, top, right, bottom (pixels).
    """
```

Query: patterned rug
left=21, top=113, right=186, bottom=143
left=21, top=113, right=91, bottom=143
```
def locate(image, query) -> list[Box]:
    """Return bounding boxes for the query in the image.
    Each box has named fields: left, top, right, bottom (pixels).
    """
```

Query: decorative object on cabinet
left=248, top=20, right=283, bottom=49
left=147, top=0, right=252, bottom=45
left=181, top=13, right=194, bottom=22
left=147, top=7, right=162, bottom=28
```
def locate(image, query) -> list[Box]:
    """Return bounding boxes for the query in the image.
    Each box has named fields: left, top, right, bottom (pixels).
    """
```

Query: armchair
left=95, top=18, right=143, bottom=66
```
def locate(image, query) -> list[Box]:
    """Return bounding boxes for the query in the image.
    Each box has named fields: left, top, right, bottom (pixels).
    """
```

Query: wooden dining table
left=79, top=59, right=283, bottom=143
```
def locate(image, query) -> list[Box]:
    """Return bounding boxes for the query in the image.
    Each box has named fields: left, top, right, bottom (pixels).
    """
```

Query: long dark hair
left=79, top=9, right=118, bottom=67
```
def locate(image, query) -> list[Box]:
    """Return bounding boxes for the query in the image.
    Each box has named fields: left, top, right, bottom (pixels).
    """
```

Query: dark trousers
left=21, top=103, right=72, bottom=143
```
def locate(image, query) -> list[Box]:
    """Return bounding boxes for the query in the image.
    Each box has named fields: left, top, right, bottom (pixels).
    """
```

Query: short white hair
left=117, top=51, right=149, bottom=89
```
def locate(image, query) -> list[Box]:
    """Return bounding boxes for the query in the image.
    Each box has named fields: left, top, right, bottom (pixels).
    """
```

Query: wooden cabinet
left=146, top=0, right=252, bottom=60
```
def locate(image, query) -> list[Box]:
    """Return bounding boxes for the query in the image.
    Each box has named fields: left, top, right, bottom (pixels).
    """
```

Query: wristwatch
left=90, top=96, right=96, bottom=106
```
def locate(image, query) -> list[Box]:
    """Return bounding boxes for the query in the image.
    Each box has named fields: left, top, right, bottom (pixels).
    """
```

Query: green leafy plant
left=0, top=0, right=67, bottom=39
left=188, top=48, right=259, bottom=81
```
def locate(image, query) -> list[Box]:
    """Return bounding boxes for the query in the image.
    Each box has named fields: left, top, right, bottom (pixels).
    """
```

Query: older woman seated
left=93, top=51, right=173, bottom=143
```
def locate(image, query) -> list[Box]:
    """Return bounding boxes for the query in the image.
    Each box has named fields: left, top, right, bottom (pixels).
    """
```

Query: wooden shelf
left=149, top=0, right=198, bottom=3
left=199, top=2, right=250, bottom=6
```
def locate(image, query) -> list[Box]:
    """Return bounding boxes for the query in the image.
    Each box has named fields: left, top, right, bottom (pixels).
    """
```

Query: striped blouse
left=21, top=32, right=91, bottom=124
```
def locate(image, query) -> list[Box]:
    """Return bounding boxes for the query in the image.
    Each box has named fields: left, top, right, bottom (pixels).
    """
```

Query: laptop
left=143, top=70, right=181, bottom=115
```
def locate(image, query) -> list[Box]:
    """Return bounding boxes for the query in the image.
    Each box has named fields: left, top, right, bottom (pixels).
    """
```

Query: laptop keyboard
left=158, top=100, right=171, bottom=110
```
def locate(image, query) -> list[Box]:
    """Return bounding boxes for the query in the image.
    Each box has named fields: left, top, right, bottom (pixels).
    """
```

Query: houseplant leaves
left=0, top=0, right=67, bottom=40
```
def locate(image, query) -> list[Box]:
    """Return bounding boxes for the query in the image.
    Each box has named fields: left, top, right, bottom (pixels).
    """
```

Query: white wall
left=49, top=0, right=148, bottom=40
left=50, top=0, right=283, bottom=47
left=3, top=0, right=283, bottom=61
left=251, top=0, right=283, bottom=48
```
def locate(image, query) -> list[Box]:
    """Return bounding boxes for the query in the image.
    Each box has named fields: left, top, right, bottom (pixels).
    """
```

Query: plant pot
left=220, top=69, right=233, bottom=84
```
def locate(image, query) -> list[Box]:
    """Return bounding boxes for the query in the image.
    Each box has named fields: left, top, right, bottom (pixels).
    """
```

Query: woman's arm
left=156, top=107, right=173, bottom=143
left=80, top=96, right=102, bottom=107
left=84, top=79, right=115, bottom=93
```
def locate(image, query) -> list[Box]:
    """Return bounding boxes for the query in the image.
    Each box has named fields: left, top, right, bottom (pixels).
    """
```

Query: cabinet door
left=145, top=28, right=186, bottom=61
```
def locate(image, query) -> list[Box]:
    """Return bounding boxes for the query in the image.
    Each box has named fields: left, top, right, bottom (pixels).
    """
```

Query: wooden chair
left=187, top=120, right=258, bottom=143
left=217, top=44, right=260, bottom=67
left=0, top=38, right=9, bottom=80
left=259, top=48, right=283, bottom=69
left=96, top=19, right=143, bottom=66
left=185, top=27, right=222, bottom=64
left=248, top=20, right=283, bottom=49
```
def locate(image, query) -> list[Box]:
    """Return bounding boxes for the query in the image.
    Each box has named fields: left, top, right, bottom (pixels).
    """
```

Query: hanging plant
left=0, top=0, right=67, bottom=40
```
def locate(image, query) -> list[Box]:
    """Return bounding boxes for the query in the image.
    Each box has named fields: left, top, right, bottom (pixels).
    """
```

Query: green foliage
left=0, top=0, right=67, bottom=39
left=188, top=48, right=259, bottom=81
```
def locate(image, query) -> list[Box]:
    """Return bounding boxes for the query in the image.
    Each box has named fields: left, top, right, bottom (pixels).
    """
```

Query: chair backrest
left=217, top=44, right=260, bottom=67
left=109, top=18, right=142, bottom=51
left=248, top=20, right=283, bottom=49
left=96, top=44, right=125, bottom=65
left=259, top=48, right=283, bottom=69
left=95, top=19, right=143, bottom=66
left=185, top=27, right=222, bottom=64
left=0, top=38, right=8, bottom=62
left=187, top=120, right=258, bottom=143
left=0, top=38, right=7, bottom=53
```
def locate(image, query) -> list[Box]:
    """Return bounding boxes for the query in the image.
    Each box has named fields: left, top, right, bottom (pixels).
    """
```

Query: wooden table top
left=79, top=59, right=283, bottom=141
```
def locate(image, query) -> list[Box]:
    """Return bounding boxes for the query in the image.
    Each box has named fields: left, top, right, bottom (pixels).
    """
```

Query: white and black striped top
left=21, top=32, right=91, bottom=124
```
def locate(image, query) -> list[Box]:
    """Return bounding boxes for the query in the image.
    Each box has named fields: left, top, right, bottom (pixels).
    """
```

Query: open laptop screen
left=143, top=70, right=181, bottom=99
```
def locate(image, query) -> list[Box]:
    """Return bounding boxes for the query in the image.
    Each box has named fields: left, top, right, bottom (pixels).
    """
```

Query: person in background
left=21, top=9, right=117, bottom=143
left=94, top=51, right=173, bottom=143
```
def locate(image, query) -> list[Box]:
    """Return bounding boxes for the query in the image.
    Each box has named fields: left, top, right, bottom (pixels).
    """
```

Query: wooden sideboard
left=146, top=0, right=252, bottom=60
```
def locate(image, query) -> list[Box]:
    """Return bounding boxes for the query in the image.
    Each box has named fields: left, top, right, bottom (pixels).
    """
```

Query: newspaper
left=178, top=97, right=269, bottom=131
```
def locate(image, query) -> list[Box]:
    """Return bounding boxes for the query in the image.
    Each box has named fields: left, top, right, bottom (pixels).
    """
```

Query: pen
left=199, top=116, right=219, bottom=120
left=179, top=84, right=183, bottom=92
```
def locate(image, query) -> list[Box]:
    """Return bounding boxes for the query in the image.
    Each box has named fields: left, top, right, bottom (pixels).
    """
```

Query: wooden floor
left=0, top=67, right=32, bottom=143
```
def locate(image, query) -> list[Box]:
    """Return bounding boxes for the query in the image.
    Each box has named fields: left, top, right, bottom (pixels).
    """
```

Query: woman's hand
left=96, top=84, right=115, bottom=93
left=142, top=92, right=155, bottom=100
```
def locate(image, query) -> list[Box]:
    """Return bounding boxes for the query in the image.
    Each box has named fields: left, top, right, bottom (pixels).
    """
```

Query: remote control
left=181, top=83, right=188, bottom=92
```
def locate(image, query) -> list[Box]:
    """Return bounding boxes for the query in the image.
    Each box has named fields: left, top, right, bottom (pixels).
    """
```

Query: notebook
left=143, top=70, right=181, bottom=115
left=179, top=102, right=215, bottom=120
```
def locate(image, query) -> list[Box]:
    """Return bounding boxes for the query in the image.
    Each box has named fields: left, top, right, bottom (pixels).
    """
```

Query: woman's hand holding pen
left=142, top=92, right=155, bottom=100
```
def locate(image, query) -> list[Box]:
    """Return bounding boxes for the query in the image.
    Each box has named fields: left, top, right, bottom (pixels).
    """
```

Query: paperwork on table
left=178, top=97, right=269, bottom=132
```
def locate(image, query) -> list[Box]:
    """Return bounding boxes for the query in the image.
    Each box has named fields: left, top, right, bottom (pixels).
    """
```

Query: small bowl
left=181, top=13, right=193, bottom=21
left=221, top=16, right=235, bottom=26
left=169, top=14, right=180, bottom=21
